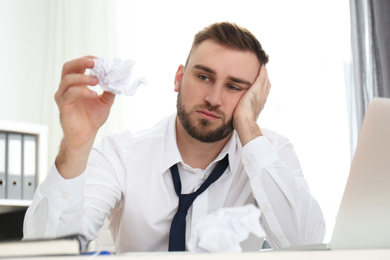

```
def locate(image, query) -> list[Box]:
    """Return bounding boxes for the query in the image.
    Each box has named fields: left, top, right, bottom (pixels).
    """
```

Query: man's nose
left=204, top=84, right=223, bottom=107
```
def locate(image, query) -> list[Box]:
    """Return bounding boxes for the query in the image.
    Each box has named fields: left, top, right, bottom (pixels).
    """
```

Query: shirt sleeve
left=242, top=135, right=326, bottom=249
left=23, top=164, right=87, bottom=239
left=23, top=146, right=123, bottom=241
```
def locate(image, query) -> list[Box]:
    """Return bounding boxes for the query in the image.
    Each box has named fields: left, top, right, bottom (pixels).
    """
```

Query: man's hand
left=54, top=56, right=116, bottom=179
left=233, top=65, right=271, bottom=146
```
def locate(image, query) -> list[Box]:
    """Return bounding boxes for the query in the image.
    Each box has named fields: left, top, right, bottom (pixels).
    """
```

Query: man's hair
left=185, top=22, right=269, bottom=67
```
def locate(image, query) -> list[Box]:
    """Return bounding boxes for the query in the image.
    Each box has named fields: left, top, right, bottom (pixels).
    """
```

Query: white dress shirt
left=23, top=114, right=325, bottom=252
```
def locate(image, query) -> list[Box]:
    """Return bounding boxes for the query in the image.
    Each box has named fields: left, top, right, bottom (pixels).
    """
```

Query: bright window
left=116, top=0, right=351, bottom=241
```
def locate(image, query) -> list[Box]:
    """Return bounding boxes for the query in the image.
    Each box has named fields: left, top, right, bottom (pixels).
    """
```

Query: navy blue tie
left=168, top=154, right=229, bottom=251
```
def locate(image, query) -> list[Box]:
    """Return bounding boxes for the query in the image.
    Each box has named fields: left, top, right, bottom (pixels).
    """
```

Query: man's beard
left=176, top=89, right=234, bottom=143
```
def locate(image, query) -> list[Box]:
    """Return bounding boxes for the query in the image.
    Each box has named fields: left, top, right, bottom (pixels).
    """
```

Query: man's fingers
left=250, top=65, right=271, bottom=115
left=57, top=85, right=96, bottom=106
left=250, top=65, right=271, bottom=99
left=256, top=65, right=270, bottom=86
left=55, top=74, right=99, bottom=103
left=57, top=56, right=99, bottom=104
left=100, top=91, right=116, bottom=107
left=263, top=66, right=271, bottom=92
left=260, top=66, right=271, bottom=101
left=61, top=55, right=97, bottom=80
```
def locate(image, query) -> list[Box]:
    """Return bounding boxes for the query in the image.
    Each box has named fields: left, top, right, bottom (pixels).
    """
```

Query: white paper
left=90, top=57, right=147, bottom=96
left=188, top=204, right=265, bottom=253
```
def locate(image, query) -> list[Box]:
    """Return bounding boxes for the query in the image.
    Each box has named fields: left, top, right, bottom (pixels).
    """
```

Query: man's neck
left=175, top=117, right=231, bottom=170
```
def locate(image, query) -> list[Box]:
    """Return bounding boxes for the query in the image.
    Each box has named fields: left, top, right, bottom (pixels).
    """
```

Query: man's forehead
left=187, top=40, right=260, bottom=82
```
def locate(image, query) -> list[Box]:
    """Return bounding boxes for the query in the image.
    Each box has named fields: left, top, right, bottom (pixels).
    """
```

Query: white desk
left=11, top=249, right=390, bottom=260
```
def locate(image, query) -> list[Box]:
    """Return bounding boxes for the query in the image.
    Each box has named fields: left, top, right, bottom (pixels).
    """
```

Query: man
left=23, top=22, right=325, bottom=252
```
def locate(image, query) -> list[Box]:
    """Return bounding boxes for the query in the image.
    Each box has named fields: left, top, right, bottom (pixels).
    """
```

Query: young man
left=23, top=22, right=325, bottom=252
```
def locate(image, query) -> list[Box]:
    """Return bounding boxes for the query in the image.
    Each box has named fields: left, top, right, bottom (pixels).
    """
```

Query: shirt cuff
left=42, top=164, right=86, bottom=209
left=242, top=136, right=280, bottom=169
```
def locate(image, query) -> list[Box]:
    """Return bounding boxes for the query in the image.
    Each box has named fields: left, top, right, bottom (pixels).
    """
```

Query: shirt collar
left=161, top=114, right=183, bottom=174
left=215, top=130, right=240, bottom=174
left=161, top=114, right=241, bottom=175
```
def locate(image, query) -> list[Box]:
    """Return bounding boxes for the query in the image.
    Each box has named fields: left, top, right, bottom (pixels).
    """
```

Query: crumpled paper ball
left=90, top=57, right=147, bottom=96
left=187, top=204, right=265, bottom=253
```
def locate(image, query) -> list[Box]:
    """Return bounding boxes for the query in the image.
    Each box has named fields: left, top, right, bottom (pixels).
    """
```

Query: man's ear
left=174, top=65, right=185, bottom=92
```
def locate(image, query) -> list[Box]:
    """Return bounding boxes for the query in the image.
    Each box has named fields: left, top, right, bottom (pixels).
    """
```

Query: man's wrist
left=55, top=138, right=94, bottom=179
left=234, top=118, right=263, bottom=146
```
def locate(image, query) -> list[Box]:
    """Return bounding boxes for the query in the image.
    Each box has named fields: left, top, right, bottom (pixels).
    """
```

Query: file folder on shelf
left=0, top=132, right=6, bottom=199
left=22, top=134, right=37, bottom=200
left=6, top=133, right=22, bottom=200
left=0, top=120, right=48, bottom=206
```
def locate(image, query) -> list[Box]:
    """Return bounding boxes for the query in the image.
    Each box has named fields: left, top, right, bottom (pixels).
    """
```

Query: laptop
left=286, top=97, right=390, bottom=250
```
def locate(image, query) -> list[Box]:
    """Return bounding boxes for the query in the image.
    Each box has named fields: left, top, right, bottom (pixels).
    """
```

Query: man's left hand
left=233, top=65, right=271, bottom=146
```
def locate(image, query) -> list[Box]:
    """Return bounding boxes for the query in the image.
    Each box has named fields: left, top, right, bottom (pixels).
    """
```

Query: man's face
left=174, top=40, right=260, bottom=143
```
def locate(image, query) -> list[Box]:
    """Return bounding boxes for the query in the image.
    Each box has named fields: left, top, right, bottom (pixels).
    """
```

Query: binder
left=6, top=133, right=22, bottom=200
left=0, top=132, right=6, bottom=199
left=22, top=134, right=37, bottom=200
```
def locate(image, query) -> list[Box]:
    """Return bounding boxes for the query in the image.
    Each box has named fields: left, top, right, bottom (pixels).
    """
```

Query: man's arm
left=23, top=56, right=118, bottom=239
left=242, top=135, right=326, bottom=248
left=233, top=65, right=325, bottom=247
left=233, top=65, right=271, bottom=146
left=54, top=56, right=115, bottom=179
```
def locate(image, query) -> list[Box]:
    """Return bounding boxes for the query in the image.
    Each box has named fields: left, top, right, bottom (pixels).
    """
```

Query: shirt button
left=262, top=205, right=269, bottom=212
left=63, top=192, right=71, bottom=200
left=243, top=159, right=250, bottom=166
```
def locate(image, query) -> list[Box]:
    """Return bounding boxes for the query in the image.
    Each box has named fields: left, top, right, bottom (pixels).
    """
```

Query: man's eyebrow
left=227, top=76, right=252, bottom=87
left=193, top=64, right=252, bottom=87
left=193, top=64, right=216, bottom=75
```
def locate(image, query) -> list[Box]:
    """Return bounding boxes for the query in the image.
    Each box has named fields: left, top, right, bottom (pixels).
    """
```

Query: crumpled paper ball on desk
left=188, top=204, right=265, bottom=253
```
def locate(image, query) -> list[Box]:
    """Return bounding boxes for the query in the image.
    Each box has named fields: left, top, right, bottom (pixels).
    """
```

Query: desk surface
left=10, top=249, right=390, bottom=260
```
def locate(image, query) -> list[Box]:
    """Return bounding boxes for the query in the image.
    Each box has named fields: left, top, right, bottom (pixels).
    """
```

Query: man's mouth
left=196, top=110, right=220, bottom=120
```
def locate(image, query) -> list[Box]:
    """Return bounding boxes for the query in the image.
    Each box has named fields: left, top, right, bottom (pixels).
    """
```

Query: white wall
left=0, top=0, right=49, bottom=125
left=0, top=0, right=119, bottom=170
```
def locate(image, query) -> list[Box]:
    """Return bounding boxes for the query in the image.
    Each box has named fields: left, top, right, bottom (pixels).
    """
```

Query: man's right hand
left=54, top=56, right=115, bottom=179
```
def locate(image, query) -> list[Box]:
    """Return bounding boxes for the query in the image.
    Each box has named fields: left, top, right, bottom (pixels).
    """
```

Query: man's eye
left=199, top=75, right=210, bottom=81
left=227, top=85, right=240, bottom=91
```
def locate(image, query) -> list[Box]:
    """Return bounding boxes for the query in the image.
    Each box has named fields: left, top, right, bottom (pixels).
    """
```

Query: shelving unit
left=0, top=199, right=32, bottom=214
left=0, top=120, right=47, bottom=215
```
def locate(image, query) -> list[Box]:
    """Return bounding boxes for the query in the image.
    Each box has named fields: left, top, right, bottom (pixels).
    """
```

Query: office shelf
left=0, top=120, right=47, bottom=215
left=0, top=199, right=32, bottom=214
left=0, top=199, right=32, bottom=207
